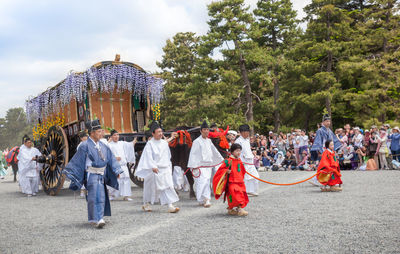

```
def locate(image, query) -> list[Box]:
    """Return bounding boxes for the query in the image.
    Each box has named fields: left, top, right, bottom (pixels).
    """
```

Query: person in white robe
left=108, top=129, right=136, bottom=201
left=187, top=120, right=224, bottom=207
left=135, top=121, right=180, bottom=213
left=235, top=124, right=259, bottom=196
left=17, top=136, right=42, bottom=197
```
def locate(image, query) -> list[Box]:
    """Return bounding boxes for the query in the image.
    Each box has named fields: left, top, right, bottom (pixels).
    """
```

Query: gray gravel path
left=0, top=170, right=399, bottom=254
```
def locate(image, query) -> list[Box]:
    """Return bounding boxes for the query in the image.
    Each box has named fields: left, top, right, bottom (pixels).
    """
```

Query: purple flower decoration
left=26, top=62, right=164, bottom=122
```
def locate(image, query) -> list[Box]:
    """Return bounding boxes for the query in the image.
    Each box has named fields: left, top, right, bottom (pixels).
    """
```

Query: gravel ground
left=0, top=169, right=399, bottom=254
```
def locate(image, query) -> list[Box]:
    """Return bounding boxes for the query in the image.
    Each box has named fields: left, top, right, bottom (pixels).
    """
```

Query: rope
left=184, top=159, right=317, bottom=185
left=184, top=161, right=226, bottom=178
left=244, top=170, right=318, bottom=186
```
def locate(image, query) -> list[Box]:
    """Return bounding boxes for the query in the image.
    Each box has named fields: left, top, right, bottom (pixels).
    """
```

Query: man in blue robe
left=64, top=119, right=123, bottom=228
left=310, top=114, right=342, bottom=186
left=311, top=114, right=342, bottom=158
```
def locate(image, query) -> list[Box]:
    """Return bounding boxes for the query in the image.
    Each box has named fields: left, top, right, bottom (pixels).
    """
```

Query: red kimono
left=213, top=157, right=249, bottom=209
left=317, top=149, right=342, bottom=186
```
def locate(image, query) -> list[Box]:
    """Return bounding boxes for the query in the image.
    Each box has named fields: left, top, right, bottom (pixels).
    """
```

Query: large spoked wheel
left=129, top=153, right=143, bottom=188
left=40, top=126, right=69, bottom=195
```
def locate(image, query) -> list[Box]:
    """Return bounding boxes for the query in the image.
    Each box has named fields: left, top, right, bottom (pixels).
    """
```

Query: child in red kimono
left=213, top=143, right=249, bottom=216
left=317, top=140, right=343, bottom=192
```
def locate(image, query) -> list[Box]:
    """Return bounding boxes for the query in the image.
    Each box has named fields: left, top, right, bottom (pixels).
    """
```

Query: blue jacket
left=64, top=139, right=123, bottom=191
left=389, top=133, right=400, bottom=151
left=311, top=126, right=342, bottom=153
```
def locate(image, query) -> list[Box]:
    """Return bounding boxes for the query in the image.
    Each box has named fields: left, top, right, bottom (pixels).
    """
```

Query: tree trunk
left=235, top=41, right=254, bottom=131
left=273, top=75, right=280, bottom=132
left=326, top=13, right=333, bottom=123
left=272, top=28, right=279, bottom=132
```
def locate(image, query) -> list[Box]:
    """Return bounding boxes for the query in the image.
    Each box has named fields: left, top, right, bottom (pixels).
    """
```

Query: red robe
left=317, top=149, right=342, bottom=186
left=213, top=157, right=249, bottom=209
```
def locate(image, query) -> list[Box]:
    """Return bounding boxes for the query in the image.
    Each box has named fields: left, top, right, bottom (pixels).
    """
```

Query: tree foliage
left=157, top=0, right=400, bottom=132
left=0, top=108, right=34, bottom=150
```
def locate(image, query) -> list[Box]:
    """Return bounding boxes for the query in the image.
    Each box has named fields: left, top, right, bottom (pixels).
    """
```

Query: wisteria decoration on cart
left=25, top=63, right=164, bottom=121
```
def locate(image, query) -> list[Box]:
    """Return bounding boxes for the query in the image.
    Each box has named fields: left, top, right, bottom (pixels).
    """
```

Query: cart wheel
left=40, top=126, right=69, bottom=195
left=129, top=155, right=143, bottom=188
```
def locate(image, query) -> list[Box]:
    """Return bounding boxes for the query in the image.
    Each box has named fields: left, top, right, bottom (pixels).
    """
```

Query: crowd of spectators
left=241, top=124, right=400, bottom=171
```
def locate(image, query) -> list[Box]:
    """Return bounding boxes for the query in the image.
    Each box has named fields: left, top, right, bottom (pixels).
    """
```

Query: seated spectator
left=272, top=151, right=284, bottom=171
left=356, top=146, right=368, bottom=170
left=262, top=148, right=275, bottom=167
left=351, top=146, right=360, bottom=169
left=272, top=148, right=280, bottom=161
left=282, top=150, right=296, bottom=171
left=338, top=151, right=345, bottom=170
left=352, top=127, right=364, bottom=148
left=297, top=150, right=310, bottom=170
left=342, top=145, right=354, bottom=170
left=253, top=150, right=261, bottom=170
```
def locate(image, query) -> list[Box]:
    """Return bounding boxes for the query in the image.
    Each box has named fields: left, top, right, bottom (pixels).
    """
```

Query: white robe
left=235, top=136, right=259, bottom=193
left=173, top=166, right=190, bottom=191
left=135, top=139, right=178, bottom=205
left=17, top=145, right=42, bottom=195
left=108, top=141, right=135, bottom=197
left=187, top=136, right=223, bottom=202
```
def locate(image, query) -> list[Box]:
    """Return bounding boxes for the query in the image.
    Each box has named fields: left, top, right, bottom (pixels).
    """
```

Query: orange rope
left=244, top=170, right=318, bottom=186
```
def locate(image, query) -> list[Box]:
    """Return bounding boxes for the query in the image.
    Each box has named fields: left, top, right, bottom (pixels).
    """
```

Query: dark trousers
left=391, top=149, right=400, bottom=162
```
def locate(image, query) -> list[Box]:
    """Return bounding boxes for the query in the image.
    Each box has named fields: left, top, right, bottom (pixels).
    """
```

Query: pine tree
left=157, top=32, right=200, bottom=128
left=204, top=0, right=256, bottom=129
left=253, top=0, right=300, bottom=131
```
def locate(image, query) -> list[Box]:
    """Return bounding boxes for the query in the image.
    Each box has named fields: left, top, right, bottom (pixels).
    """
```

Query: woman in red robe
left=213, top=143, right=249, bottom=216
left=317, top=140, right=343, bottom=192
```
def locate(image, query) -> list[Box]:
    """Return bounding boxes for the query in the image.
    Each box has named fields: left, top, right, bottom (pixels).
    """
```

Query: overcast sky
left=0, top=0, right=311, bottom=118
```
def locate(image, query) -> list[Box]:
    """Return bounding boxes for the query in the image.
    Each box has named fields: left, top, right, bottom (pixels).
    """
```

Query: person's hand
left=32, top=157, right=36, bottom=161
left=152, top=168, right=159, bottom=174
left=117, top=174, right=120, bottom=179
left=133, top=137, right=137, bottom=145
left=227, top=169, right=231, bottom=174
left=116, top=157, right=121, bottom=161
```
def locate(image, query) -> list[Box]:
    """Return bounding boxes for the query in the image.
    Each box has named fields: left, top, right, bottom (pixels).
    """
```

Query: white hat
left=393, top=126, right=400, bottom=131
left=227, top=130, right=238, bottom=136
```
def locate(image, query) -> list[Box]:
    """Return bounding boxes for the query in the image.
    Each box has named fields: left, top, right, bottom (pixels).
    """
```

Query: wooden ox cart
left=25, top=55, right=164, bottom=195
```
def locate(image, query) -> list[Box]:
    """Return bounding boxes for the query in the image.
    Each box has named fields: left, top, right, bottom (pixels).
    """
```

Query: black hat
left=23, top=135, right=31, bottom=143
left=110, top=129, right=118, bottom=136
left=150, top=121, right=161, bottom=133
left=238, top=124, right=250, bottom=132
left=86, top=119, right=102, bottom=133
left=210, top=123, right=217, bottom=129
left=200, top=120, right=209, bottom=130
left=230, top=143, right=242, bottom=153
left=322, top=114, right=331, bottom=122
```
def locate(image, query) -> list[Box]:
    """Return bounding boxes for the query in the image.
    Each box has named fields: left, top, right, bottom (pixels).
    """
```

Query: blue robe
left=64, top=138, right=123, bottom=223
left=311, top=126, right=342, bottom=153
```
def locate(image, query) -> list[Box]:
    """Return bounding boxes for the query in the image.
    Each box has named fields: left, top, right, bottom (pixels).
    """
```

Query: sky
left=0, top=0, right=311, bottom=118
